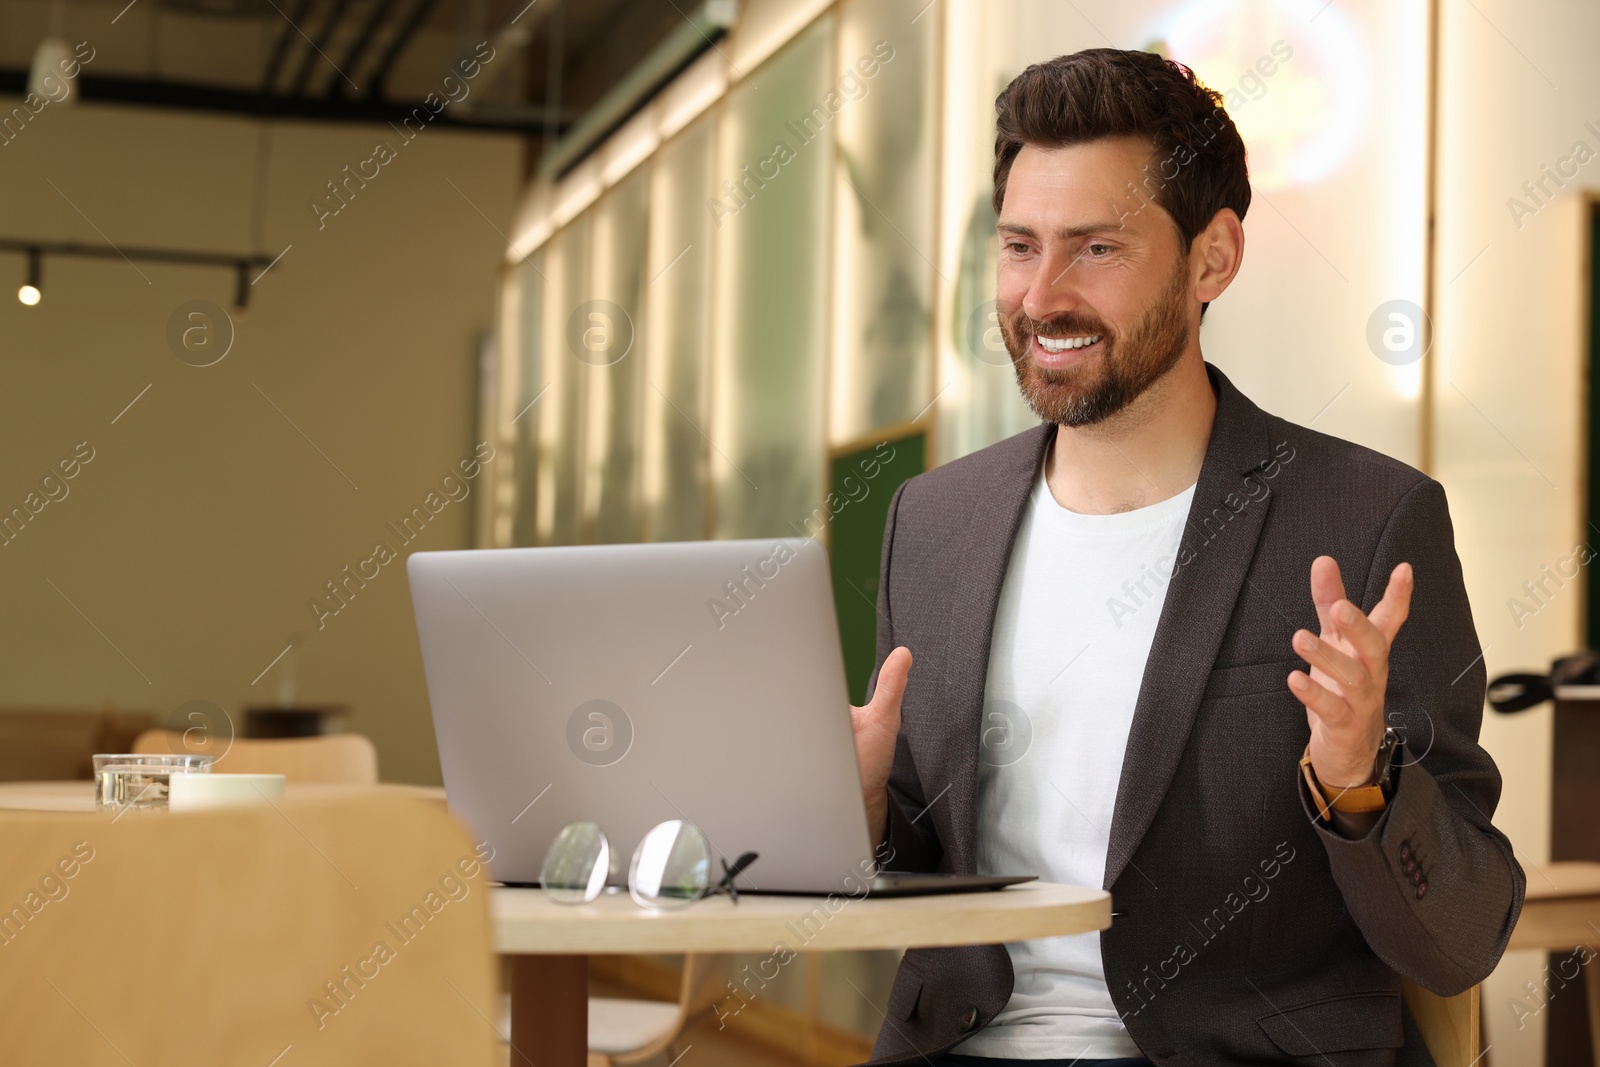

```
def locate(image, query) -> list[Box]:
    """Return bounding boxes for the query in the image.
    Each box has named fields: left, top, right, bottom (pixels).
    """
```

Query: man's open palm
left=1289, top=555, right=1414, bottom=789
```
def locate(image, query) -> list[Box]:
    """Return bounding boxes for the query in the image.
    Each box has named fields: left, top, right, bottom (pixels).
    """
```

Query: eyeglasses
left=539, top=819, right=758, bottom=909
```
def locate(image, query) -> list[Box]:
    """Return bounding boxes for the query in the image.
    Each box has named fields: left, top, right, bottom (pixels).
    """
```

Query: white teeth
left=1037, top=334, right=1102, bottom=353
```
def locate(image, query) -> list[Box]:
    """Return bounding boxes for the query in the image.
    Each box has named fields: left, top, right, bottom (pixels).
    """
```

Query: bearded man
left=849, top=48, right=1522, bottom=1067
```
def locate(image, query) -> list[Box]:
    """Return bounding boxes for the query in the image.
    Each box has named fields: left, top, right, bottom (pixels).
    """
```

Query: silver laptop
left=407, top=538, right=1032, bottom=897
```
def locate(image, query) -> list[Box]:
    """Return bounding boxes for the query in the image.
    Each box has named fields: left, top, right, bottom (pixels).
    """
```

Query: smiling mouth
left=1035, top=333, right=1103, bottom=354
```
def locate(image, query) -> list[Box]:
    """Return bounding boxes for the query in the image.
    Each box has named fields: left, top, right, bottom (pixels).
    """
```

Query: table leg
left=509, top=954, right=588, bottom=1067
left=1586, top=963, right=1600, bottom=1067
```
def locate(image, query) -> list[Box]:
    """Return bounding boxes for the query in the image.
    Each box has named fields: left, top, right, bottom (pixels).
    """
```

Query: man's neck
left=1044, top=354, right=1218, bottom=515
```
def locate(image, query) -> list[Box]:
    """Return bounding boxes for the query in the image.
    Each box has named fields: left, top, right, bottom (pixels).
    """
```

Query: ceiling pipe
left=537, top=0, right=737, bottom=180
left=330, top=0, right=398, bottom=100
left=365, top=0, right=439, bottom=102
left=290, top=0, right=356, bottom=95
left=260, top=0, right=316, bottom=95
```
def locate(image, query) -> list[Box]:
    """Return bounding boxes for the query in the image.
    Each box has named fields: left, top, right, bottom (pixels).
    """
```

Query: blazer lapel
left=1102, top=365, right=1278, bottom=890
left=939, top=422, right=1053, bottom=874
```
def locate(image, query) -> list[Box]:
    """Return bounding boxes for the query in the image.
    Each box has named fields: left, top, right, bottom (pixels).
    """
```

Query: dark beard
left=1001, top=257, right=1191, bottom=427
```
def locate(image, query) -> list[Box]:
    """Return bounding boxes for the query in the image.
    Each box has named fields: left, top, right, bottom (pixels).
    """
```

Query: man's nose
left=1021, top=247, right=1088, bottom=323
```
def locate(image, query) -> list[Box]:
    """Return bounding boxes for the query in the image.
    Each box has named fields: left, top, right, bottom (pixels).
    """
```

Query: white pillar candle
left=168, top=772, right=287, bottom=811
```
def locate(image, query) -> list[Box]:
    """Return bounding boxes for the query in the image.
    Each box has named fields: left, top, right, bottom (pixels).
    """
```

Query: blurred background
left=1, top=0, right=1593, bottom=1062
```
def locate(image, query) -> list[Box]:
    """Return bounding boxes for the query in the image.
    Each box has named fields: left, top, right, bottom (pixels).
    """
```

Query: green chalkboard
left=824, top=430, right=927, bottom=705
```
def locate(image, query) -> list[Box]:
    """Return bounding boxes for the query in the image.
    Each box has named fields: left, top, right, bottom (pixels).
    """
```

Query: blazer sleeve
left=1299, top=476, right=1526, bottom=995
left=866, top=480, right=944, bottom=874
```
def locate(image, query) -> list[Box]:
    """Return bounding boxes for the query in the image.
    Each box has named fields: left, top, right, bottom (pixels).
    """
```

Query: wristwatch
left=1302, top=727, right=1400, bottom=822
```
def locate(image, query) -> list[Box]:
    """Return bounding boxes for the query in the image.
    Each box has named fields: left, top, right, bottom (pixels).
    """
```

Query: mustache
left=1007, top=310, right=1111, bottom=340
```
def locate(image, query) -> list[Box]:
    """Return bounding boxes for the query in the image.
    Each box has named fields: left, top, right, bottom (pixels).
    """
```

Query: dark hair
left=992, top=48, right=1251, bottom=251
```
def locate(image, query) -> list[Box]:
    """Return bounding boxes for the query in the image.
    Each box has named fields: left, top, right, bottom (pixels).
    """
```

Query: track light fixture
left=2, top=241, right=275, bottom=308
left=17, top=248, right=41, bottom=306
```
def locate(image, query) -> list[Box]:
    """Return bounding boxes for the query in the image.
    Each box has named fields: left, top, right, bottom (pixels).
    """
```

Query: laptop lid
left=407, top=538, right=879, bottom=894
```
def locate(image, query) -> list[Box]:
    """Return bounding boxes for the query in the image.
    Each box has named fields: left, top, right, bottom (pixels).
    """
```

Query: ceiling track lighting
left=18, top=248, right=41, bottom=306
left=1, top=239, right=274, bottom=310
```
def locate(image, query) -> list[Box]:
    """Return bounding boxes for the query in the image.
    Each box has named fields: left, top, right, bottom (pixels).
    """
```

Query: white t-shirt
left=953, top=463, right=1195, bottom=1060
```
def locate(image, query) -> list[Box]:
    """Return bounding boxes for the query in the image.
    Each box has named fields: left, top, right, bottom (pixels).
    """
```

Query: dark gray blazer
left=863, top=364, right=1524, bottom=1066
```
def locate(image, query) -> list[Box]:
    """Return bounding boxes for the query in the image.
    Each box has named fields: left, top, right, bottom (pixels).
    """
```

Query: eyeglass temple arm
left=714, top=852, right=759, bottom=901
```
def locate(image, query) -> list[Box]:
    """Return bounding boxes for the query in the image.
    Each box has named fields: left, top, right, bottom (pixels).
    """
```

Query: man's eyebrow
left=997, top=220, right=1129, bottom=240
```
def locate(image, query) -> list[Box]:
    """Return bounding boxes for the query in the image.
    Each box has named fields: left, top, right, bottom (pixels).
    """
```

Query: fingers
left=1309, top=556, right=1348, bottom=636
left=876, top=646, right=913, bottom=704
left=1288, top=669, right=1355, bottom=729
left=853, top=648, right=912, bottom=805
left=1367, top=562, right=1414, bottom=642
left=1292, top=628, right=1366, bottom=692
left=1307, top=557, right=1413, bottom=650
left=1329, top=599, right=1390, bottom=668
left=862, top=647, right=912, bottom=715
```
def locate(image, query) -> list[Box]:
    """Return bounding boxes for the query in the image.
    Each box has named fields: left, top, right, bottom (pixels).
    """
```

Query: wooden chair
left=0, top=792, right=500, bottom=1065
left=0, top=707, right=158, bottom=781
left=589, top=953, right=730, bottom=1066
left=1402, top=979, right=1480, bottom=1067
left=133, top=729, right=379, bottom=784
left=499, top=953, right=730, bottom=1067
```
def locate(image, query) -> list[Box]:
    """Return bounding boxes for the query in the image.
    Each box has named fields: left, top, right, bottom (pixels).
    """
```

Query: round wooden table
left=492, top=880, right=1111, bottom=1067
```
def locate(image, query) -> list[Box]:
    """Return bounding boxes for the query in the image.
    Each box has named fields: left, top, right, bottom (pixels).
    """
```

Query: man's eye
left=1005, top=242, right=1031, bottom=254
left=1086, top=243, right=1114, bottom=257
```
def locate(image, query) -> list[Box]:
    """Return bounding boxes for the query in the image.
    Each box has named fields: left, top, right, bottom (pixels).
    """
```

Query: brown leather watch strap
left=1301, top=745, right=1388, bottom=821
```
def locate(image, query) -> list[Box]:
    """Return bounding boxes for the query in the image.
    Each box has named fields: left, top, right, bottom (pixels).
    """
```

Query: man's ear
left=1193, top=208, right=1245, bottom=306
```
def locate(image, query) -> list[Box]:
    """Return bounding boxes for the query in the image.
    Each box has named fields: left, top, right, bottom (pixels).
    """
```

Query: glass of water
left=92, top=753, right=214, bottom=811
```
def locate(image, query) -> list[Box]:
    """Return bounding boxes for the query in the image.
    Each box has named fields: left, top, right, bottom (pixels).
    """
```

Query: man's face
left=996, top=136, right=1194, bottom=426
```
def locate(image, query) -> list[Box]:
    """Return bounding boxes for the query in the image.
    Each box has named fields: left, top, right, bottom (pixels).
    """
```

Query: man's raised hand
left=1288, top=555, right=1414, bottom=793
left=852, top=646, right=911, bottom=846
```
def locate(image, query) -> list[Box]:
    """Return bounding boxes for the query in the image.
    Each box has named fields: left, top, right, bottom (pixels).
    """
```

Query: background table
left=491, top=881, right=1111, bottom=1067
left=0, top=779, right=446, bottom=811
left=1509, top=860, right=1600, bottom=1064
left=1544, top=690, right=1600, bottom=1064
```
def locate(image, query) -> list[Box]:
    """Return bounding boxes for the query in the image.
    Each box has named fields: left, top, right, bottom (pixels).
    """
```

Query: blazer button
left=1399, top=842, right=1412, bottom=861
left=960, top=1006, right=980, bottom=1031
left=1415, top=879, right=1429, bottom=899
left=1410, top=869, right=1422, bottom=886
left=1403, top=858, right=1416, bottom=874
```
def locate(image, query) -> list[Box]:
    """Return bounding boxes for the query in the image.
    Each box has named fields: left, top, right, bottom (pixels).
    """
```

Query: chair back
left=597, top=954, right=732, bottom=1066
left=1401, top=978, right=1480, bottom=1067
left=0, top=708, right=158, bottom=781
left=679, top=952, right=733, bottom=1019
left=133, top=729, right=379, bottom=784
left=0, top=792, right=498, bottom=1066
